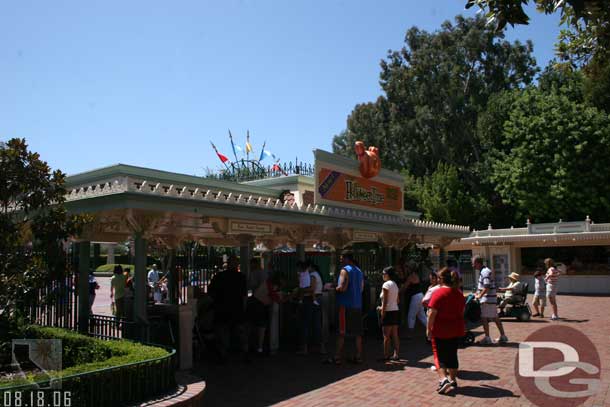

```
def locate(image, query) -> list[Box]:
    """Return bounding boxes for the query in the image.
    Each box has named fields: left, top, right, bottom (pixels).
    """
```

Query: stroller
left=461, top=293, right=481, bottom=347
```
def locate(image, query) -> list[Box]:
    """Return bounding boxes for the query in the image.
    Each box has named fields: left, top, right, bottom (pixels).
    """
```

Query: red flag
left=216, top=152, right=229, bottom=163
left=210, top=141, right=229, bottom=164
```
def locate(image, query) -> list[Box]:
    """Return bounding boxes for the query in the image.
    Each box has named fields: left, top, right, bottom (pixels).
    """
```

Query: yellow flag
left=245, top=131, right=253, bottom=153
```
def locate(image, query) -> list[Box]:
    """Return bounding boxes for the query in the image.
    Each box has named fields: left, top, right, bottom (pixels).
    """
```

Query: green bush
left=1, top=326, right=175, bottom=406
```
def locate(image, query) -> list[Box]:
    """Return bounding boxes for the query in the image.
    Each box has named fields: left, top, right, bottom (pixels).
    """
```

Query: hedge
left=1, top=326, right=176, bottom=406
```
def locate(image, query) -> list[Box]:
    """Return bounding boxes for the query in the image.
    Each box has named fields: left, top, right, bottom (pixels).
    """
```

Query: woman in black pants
left=426, top=267, right=465, bottom=394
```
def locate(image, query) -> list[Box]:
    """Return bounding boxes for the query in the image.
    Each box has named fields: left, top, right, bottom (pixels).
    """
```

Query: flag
left=245, top=130, right=253, bottom=153
left=210, top=142, right=229, bottom=163
left=258, top=141, right=267, bottom=161
left=228, top=130, right=239, bottom=161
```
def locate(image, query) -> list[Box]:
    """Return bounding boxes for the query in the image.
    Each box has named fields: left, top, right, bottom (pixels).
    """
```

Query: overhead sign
left=314, top=149, right=404, bottom=214
left=228, top=220, right=273, bottom=236
left=353, top=230, right=380, bottom=242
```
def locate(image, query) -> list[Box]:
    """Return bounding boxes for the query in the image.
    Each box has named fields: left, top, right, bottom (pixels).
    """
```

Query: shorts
left=433, top=337, right=460, bottom=369
left=546, top=285, right=558, bottom=297
left=337, top=306, right=363, bottom=337
left=247, top=297, right=269, bottom=328
left=533, top=295, right=546, bottom=307
left=480, top=302, right=498, bottom=319
left=381, top=310, right=400, bottom=326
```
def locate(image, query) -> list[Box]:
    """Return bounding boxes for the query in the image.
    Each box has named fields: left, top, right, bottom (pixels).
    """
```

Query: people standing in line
left=208, top=255, right=249, bottom=363
left=427, top=267, right=465, bottom=395
left=247, top=272, right=282, bottom=354
left=544, top=258, right=560, bottom=320
left=422, top=271, right=440, bottom=308
left=88, top=271, right=100, bottom=314
left=473, top=256, right=508, bottom=344
left=395, top=260, right=408, bottom=330
left=378, top=266, right=400, bottom=361
left=532, top=270, right=546, bottom=317
left=404, top=267, right=427, bottom=339
left=325, top=252, right=364, bottom=365
left=110, top=265, right=127, bottom=318
left=247, top=257, right=268, bottom=293
left=296, top=260, right=314, bottom=355
left=309, top=263, right=327, bottom=355
left=147, top=264, right=162, bottom=303
left=422, top=271, right=441, bottom=371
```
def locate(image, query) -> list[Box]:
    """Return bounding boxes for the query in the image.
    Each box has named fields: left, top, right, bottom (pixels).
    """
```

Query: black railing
left=89, top=314, right=136, bottom=340
left=1, top=348, right=177, bottom=407
left=205, top=159, right=314, bottom=182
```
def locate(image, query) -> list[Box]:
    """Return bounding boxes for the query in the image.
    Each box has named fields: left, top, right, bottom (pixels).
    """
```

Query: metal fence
left=26, top=276, right=78, bottom=331
left=205, top=159, right=314, bottom=182
left=88, top=314, right=136, bottom=340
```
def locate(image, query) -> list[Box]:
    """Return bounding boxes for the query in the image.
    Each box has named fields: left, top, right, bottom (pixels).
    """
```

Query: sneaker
left=539, top=313, right=545, bottom=318
left=430, top=365, right=437, bottom=371
left=437, top=378, right=452, bottom=394
left=477, top=336, right=493, bottom=345
left=450, top=379, right=458, bottom=389
left=551, top=315, right=559, bottom=320
left=496, top=335, right=509, bottom=344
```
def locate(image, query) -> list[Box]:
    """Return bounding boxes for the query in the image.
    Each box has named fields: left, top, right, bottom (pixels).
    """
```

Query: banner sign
left=317, top=167, right=402, bottom=212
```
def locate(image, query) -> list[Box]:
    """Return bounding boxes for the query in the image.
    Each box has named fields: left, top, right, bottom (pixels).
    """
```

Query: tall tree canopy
left=0, top=139, right=85, bottom=322
left=488, top=82, right=610, bottom=223
left=333, top=15, right=538, bottom=179
left=465, top=0, right=610, bottom=66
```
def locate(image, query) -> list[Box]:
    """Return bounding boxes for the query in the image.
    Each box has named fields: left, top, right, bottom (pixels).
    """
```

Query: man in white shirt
left=309, top=263, right=327, bottom=354
left=148, top=264, right=161, bottom=303
left=296, top=260, right=313, bottom=355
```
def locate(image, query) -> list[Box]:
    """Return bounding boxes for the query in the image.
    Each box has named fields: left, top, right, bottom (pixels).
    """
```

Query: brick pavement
left=194, top=295, right=610, bottom=407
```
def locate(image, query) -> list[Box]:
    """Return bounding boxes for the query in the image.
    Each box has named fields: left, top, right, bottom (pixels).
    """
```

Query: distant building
left=447, top=217, right=610, bottom=294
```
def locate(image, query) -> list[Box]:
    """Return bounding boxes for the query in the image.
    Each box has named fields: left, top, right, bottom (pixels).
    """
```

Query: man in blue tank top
left=326, top=252, right=364, bottom=364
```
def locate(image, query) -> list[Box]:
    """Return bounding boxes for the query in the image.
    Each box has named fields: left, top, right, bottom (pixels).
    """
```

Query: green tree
left=412, top=163, right=489, bottom=227
left=0, top=138, right=86, bottom=322
left=333, top=15, right=538, bottom=178
left=489, top=87, right=610, bottom=222
left=464, top=0, right=610, bottom=66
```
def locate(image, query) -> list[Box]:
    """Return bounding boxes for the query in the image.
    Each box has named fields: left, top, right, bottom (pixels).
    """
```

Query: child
left=532, top=270, right=546, bottom=317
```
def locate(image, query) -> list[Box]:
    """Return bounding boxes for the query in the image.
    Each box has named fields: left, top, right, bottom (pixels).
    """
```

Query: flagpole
left=246, top=130, right=250, bottom=162
left=210, top=141, right=230, bottom=171
left=228, top=129, right=239, bottom=163
left=259, top=140, right=266, bottom=162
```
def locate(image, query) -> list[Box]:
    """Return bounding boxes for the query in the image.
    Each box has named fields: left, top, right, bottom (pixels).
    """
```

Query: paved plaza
left=195, top=295, right=610, bottom=407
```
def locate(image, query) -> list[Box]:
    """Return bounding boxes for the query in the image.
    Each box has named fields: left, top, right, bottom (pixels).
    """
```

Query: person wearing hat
left=497, top=272, right=524, bottom=314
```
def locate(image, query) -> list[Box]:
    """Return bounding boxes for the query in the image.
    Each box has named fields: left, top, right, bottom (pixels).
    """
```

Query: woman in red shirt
left=427, top=267, right=465, bottom=395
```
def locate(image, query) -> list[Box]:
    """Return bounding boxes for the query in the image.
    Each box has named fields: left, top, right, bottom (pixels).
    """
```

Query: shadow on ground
left=194, top=330, right=433, bottom=407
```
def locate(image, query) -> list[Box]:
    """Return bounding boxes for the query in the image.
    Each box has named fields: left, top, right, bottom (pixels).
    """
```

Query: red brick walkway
left=194, top=295, right=610, bottom=406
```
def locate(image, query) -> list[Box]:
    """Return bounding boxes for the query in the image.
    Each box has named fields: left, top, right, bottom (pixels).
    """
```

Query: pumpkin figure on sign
left=354, top=141, right=381, bottom=178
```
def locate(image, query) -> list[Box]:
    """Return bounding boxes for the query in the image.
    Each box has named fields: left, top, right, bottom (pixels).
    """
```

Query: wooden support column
left=239, top=235, right=253, bottom=282
left=77, top=241, right=90, bottom=334
left=134, top=234, right=148, bottom=338
left=167, top=249, right=177, bottom=305
left=296, top=243, right=306, bottom=262
left=92, top=243, right=101, bottom=269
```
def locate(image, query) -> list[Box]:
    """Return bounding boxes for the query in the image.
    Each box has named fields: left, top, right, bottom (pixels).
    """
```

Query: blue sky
left=0, top=1, right=561, bottom=176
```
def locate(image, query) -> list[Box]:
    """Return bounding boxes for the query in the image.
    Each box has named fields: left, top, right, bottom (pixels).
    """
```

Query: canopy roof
left=65, top=164, right=469, bottom=249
